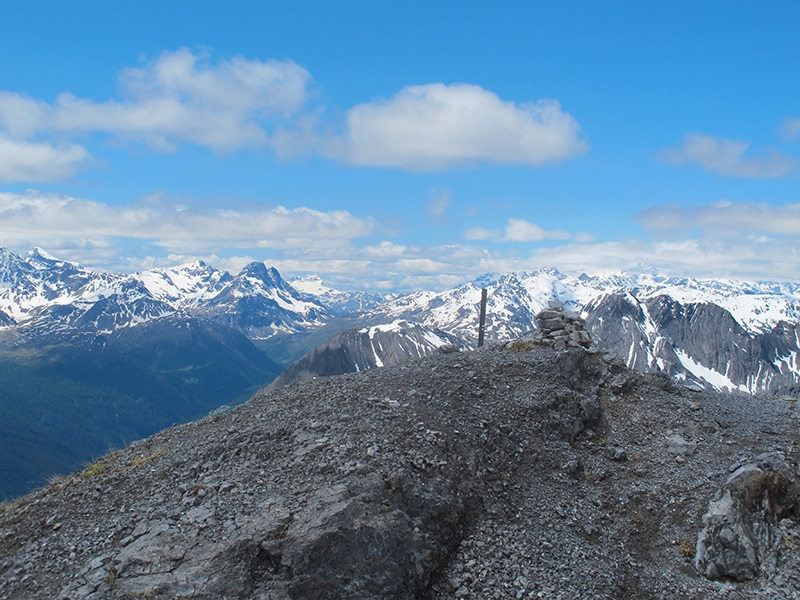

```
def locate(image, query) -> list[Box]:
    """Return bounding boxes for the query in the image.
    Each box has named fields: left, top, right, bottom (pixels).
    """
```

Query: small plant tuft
left=83, top=450, right=123, bottom=478
left=104, top=565, right=117, bottom=588
left=678, top=538, right=696, bottom=559
left=83, top=461, right=108, bottom=478
left=509, top=340, right=536, bottom=352
left=130, top=449, right=167, bottom=468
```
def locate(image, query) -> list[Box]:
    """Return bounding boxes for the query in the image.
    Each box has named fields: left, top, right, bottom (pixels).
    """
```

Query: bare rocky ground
left=1, top=343, right=799, bottom=599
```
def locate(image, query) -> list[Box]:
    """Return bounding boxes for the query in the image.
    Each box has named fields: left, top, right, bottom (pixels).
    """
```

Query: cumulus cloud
left=659, top=134, right=794, bottom=177
left=0, top=51, right=589, bottom=181
left=0, top=191, right=373, bottom=257
left=0, top=136, right=90, bottom=182
left=637, top=201, right=800, bottom=238
left=328, top=83, right=587, bottom=170
left=0, top=48, right=311, bottom=160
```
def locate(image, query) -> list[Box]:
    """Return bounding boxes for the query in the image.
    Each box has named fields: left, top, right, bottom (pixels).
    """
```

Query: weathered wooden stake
left=477, top=287, right=487, bottom=347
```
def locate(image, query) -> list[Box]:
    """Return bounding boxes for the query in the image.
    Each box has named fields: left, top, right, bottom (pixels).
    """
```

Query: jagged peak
left=27, top=246, right=58, bottom=261
left=24, top=247, right=82, bottom=272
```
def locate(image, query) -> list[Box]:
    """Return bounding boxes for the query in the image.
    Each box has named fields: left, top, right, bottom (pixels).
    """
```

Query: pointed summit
left=25, top=247, right=62, bottom=269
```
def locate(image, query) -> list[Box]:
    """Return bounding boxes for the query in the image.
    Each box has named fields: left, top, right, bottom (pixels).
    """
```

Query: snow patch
left=675, top=349, right=748, bottom=393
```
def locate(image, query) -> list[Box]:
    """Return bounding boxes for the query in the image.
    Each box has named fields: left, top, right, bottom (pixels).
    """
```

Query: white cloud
left=362, top=241, right=409, bottom=258
left=0, top=191, right=373, bottom=257
left=0, top=136, right=90, bottom=182
left=0, top=49, right=312, bottom=156
left=659, top=134, right=794, bottom=177
left=329, top=83, right=587, bottom=170
left=0, top=51, right=589, bottom=181
left=10, top=198, right=800, bottom=289
left=529, top=237, right=800, bottom=281
left=637, top=201, right=800, bottom=237
left=463, top=218, right=570, bottom=242
left=502, top=218, right=570, bottom=242
left=463, top=227, right=498, bottom=241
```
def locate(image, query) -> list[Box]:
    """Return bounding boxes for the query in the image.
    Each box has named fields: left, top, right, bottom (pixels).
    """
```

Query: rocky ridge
left=1, top=343, right=799, bottom=599
left=269, top=320, right=463, bottom=388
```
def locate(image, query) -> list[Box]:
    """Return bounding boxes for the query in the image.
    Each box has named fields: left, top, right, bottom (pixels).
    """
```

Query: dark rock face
left=584, top=292, right=800, bottom=394
left=1, top=345, right=799, bottom=599
left=269, top=320, right=461, bottom=388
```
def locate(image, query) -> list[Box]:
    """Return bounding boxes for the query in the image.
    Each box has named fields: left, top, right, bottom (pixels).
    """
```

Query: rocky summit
left=1, top=343, right=799, bottom=599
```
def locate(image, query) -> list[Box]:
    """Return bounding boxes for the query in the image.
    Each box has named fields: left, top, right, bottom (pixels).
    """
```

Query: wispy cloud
left=0, top=191, right=373, bottom=258
left=658, top=134, right=794, bottom=178
left=531, top=237, right=800, bottom=282
left=502, top=218, right=570, bottom=242
left=327, top=83, right=587, bottom=171
left=8, top=193, right=800, bottom=289
left=779, top=118, right=800, bottom=139
left=464, top=218, right=571, bottom=242
left=637, top=200, right=800, bottom=238
left=0, top=137, right=90, bottom=182
left=425, top=187, right=450, bottom=221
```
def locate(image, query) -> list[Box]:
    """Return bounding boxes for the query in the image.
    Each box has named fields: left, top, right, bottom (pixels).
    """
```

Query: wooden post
left=478, top=287, right=487, bottom=347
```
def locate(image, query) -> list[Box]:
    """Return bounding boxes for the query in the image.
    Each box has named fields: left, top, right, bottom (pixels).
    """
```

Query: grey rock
left=580, top=394, right=601, bottom=424
left=666, top=434, right=697, bottom=457
left=695, top=452, right=800, bottom=581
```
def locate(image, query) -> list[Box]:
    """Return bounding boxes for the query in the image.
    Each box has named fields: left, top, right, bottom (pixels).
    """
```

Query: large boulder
left=695, top=452, right=800, bottom=581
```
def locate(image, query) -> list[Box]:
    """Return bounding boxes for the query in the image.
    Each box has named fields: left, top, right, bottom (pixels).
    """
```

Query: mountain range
left=2, top=246, right=800, bottom=498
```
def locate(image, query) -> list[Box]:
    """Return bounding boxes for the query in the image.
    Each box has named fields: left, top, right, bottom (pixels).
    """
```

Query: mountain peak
left=23, top=247, right=84, bottom=272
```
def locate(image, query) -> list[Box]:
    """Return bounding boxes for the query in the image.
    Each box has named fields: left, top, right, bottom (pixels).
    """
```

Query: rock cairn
left=524, top=301, right=592, bottom=350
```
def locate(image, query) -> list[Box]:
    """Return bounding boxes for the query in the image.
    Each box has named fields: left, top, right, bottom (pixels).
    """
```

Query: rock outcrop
left=269, top=320, right=461, bottom=388
left=695, top=451, right=800, bottom=581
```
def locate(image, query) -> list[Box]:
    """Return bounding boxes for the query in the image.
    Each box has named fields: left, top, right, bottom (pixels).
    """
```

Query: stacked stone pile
left=524, top=301, right=592, bottom=350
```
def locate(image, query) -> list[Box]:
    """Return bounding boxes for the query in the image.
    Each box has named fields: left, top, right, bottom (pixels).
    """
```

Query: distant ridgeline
left=2, top=246, right=800, bottom=497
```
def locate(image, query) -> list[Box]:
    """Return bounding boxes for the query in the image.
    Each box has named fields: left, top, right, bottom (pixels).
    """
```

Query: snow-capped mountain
left=198, top=262, right=332, bottom=339
left=0, top=248, right=335, bottom=342
left=348, top=269, right=800, bottom=395
left=289, top=274, right=391, bottom=316
left=269, top=319, right=461, bottom=388
left=4, top=247, right=800, bottom=395
left=584, top=292, right=800, bottom=395
left=138, top=261, right=233, bottom=308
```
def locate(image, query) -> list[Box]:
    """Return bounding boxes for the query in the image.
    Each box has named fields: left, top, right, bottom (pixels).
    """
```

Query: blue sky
left=1, top=1, right=799, bottom=290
